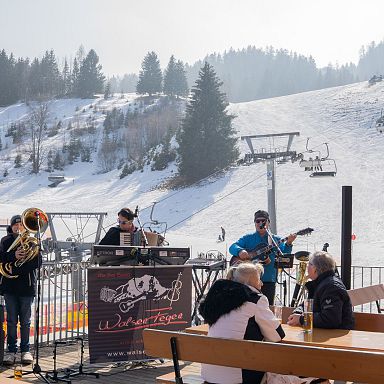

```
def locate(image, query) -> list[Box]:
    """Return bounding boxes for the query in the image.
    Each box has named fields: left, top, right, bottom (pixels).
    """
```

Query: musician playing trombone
left=229, top=210, right=296, bottom=305
left=0, top=215, right=38, bottom=365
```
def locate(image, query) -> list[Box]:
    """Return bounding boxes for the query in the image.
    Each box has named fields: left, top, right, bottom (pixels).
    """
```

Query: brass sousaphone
left=1, top=208, right=48, bottom=279
left=290, top=250, right=310, bottom=307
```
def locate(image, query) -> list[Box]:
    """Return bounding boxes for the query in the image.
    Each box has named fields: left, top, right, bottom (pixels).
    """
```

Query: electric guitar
left=229, top=227, right=314, bottom=266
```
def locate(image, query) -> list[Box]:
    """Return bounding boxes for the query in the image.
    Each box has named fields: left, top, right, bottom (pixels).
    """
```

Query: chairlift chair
left=310, top=158, right=337, bottom=177
left=142, top=202, right=168, bottom=245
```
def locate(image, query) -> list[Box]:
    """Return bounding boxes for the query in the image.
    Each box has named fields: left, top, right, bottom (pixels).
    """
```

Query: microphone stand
left=22, top=220, right=52, bottom=383
left=134, top=206, right=148, bottom=248
left=134, top=207, right=169, bottom=267
left=264, top=225, right=287, bottom=306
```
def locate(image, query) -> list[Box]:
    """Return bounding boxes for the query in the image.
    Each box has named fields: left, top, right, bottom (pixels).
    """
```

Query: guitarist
left=229, top=210, right=296, bottom=305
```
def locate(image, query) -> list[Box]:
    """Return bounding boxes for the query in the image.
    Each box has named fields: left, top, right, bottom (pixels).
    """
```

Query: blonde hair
left=227, top=262, right=264, bottom=286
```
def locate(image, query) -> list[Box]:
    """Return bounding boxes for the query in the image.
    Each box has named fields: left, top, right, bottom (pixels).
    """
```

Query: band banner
left=88, top=265, right=192, bottom=363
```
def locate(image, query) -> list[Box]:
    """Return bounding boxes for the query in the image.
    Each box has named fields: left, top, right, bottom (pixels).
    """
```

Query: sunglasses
left=255, top=219, right=267, bottom=224
left=118, top=219, right=133, bottom=225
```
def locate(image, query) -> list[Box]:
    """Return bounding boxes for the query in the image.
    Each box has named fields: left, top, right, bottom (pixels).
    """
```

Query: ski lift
left=142, top=202, right=169, bottom=245
left=309, top=143, right=337, bottom=177
left=298, top=138, right=322, bottom=171
left=309, top=158, right=337, bottom=177
left=376, top=110, right=384, bottom=133
left=298, top=139, right=337, bottom=177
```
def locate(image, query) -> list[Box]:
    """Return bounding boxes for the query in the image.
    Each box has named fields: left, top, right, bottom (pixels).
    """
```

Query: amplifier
left=91, top=245, right=190, bottom=266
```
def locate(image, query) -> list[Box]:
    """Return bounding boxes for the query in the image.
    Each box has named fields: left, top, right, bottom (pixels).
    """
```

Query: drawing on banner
left=99, top=273, right=183, bottom=312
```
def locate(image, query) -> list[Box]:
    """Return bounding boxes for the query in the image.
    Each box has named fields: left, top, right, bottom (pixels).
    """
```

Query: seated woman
left=198, top=262, right=285, bottom=384
left=287, top=251, right=354, bottom=329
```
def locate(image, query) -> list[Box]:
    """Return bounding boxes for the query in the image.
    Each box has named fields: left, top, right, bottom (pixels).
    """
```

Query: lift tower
left=241, top=132, right=300, bottom=233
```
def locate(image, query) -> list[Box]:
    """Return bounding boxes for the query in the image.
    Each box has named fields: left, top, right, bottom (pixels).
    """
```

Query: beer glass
left=274, top=305, right=283, bottom=323
left=302, top=298, right=313, bottom=333
left=14, top=362, right=22, bottom=380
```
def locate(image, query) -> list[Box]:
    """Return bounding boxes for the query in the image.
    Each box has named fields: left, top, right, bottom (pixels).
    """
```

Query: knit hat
left=10, top=215, right=21, bottom=226
left=254, top=210, right=269, bottom=222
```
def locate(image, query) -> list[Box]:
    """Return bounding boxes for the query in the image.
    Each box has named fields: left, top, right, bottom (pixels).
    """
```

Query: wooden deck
left=0, top=341, right=196, bottom=383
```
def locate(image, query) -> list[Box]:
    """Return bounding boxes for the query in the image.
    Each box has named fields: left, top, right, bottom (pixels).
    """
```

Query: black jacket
left=99, top=226, right=141, bottom=246
left=0, top=231, right=40, bottom=297
left=296, top=270, right=354, bottom=329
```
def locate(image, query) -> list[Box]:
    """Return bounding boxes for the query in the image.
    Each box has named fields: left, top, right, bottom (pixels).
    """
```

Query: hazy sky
left=1, top=0, right=384, bottom=76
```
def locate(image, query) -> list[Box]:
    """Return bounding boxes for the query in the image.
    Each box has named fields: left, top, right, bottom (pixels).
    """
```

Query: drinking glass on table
left=273, top=296, right=283, bottom=323
left=274, top=305, right=283, bottom=323
left=302, top=298, right=313, bottom=333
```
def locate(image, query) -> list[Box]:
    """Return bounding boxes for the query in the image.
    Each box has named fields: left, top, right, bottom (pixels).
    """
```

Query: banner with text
left=88, top=265, right=192, bottom=363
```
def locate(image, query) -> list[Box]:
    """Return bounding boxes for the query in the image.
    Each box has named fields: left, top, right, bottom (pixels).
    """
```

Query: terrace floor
left=0, top=341, right=195, bottom=383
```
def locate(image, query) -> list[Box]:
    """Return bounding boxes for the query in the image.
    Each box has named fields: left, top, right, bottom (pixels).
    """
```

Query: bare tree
left=29, top=103, right=49, bottom=174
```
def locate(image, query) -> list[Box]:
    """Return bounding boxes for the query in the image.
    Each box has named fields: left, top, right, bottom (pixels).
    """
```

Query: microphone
left=259, top=222, right=266, bottom=229
left=134, top=206, right=139, bottom=218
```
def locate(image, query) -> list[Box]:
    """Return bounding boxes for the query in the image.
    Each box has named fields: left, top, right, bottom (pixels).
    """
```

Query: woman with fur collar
left=198, top=262, right=285, bottom=384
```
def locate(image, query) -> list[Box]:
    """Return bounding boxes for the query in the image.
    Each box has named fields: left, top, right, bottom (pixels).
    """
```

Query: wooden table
left=185, top=323, right=384, bottom=352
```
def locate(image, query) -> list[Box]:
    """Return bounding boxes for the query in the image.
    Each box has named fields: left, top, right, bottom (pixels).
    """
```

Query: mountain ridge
left=1, top=81, right=383, bottom=266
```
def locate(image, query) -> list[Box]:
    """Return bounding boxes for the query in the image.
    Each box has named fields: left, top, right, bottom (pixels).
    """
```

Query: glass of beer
left=302, top=298, right=313, bottom=333
left=14, top=363, right=22, bottom=380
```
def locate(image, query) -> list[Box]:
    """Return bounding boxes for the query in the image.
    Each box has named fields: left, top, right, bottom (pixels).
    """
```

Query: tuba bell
left=6, top=208, right=48, bottom=268
left=290, top=251, right=310, bottom=307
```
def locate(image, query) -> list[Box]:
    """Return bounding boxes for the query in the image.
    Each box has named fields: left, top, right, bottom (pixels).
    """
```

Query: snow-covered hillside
left=0, top=81, right=383, bottom=266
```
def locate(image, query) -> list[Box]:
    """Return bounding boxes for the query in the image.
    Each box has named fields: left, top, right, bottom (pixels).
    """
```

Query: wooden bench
left=143, top=328, right=384, bottom=384
left=348, top=284, right=384, bottom=313
left=354, top=311, right=384, bottom=332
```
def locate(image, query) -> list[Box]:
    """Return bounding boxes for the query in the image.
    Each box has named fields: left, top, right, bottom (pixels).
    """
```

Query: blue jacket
left=229, top=232, right=292, bottom=282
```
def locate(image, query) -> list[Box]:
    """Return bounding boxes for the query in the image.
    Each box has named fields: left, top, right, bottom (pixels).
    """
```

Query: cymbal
left=294, top=251, right=310, bottom=261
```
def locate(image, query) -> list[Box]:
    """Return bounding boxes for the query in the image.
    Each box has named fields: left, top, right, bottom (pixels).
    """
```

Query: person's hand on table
left=287, top=313, right=301, bottom=326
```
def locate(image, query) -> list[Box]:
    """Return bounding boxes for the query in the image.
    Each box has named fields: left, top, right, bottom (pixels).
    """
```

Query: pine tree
left=174, top=60, right=189, bottom=97
left=14, top=154, right=22, bottom=168
left=62, top=59, right=71, bottom=97
left=0, top=50, right=18, bottom=106
left=71, top=58, right=80, bottom=96
left=177, top=62, right=239, bottom=182
left=136, top=51, right=162, bottom=96
left=163, top=55, right=177, bottom=97
left=104, top=81, right=111, bottom=99
left=77, top=49, right=105, bottom=98
left=164, top=56, right=189, bottom=98
left=40, top=50, right=60, bottom=98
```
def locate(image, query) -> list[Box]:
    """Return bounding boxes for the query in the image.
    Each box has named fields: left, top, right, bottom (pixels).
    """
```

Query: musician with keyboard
left=229, top=210, right=296, bottom=305
left=99, top=208, right=143, bottom=247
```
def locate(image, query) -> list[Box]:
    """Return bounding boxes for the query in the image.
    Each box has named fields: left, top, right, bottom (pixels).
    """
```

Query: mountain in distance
left=0, top=81, right=383, bottom=266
